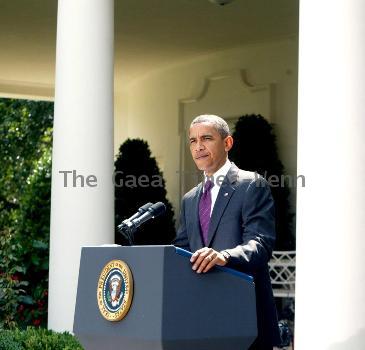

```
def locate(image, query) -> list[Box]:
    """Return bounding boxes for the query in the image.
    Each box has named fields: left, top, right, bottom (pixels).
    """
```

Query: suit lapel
left=206, top=164, right=238, bottom=247
left=190, top=183, right=204, bottom=249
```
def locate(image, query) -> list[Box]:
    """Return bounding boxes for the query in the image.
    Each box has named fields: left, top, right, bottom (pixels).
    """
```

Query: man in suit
left=173, top=114, right=281, bottom=349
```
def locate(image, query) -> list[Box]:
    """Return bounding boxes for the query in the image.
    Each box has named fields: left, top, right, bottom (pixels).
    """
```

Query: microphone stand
left=118, top=223, right=134, bottom=246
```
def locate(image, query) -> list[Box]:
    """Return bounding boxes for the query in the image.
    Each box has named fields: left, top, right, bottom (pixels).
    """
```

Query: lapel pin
left=224, top=192, right=228, bottom=197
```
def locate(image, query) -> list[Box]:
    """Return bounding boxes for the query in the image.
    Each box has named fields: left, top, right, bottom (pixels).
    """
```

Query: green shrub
left=0, top=98, right=53, bottom=328
left=114, top=139, right=176, bottom=245
left=0, top=330, right=22, bottom=350
left=0, top=328, right=83, bottom=350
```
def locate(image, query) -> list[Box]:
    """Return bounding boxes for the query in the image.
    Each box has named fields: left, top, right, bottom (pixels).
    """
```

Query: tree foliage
left=114, top=139, right=176, bottom=245
left=0, top=98, right=53, bottom=329
left=229, top=114, right=295, bottom=250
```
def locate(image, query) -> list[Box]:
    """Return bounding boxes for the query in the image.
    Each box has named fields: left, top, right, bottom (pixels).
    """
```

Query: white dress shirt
left=203, top=158, right=232, bottom=216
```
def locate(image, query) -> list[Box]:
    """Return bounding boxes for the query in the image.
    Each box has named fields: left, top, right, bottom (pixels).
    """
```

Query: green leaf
left=12, top=266, right=26, bottom=274
left=18, top=295, right=34, bottom=305
left=32, top=240, right=48, bottom=250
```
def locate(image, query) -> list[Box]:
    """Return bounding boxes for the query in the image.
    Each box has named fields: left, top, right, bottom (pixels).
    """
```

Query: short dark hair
left=190, top=114, right=231, bottom=138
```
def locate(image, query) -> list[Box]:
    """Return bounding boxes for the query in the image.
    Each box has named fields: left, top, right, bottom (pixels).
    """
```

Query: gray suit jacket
left=173, top=163, right=280, bottom=349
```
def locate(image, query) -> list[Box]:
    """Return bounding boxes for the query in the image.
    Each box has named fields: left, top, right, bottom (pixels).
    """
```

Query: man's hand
left=190, top=247, right=228, bottom=273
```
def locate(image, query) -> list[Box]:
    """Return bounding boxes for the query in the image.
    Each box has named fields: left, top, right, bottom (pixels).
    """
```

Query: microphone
left=130, top=202, right=166, bottom=229
left=119, top=202, right=166, bottom=245
left=117, top=202, right=153, bottom=232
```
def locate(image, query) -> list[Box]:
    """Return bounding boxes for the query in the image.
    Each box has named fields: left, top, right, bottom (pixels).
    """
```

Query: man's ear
left=224, top=136, right=233, bottom=152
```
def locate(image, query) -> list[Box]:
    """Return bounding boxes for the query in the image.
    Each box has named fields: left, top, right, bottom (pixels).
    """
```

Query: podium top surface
left=174, top=247, right=253, bottom=282
left=85, top=245, right=253, bottom=283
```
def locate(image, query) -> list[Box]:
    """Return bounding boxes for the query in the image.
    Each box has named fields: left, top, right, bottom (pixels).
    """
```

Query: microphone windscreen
left=150, top=202, right=166, bottom=217
left=138, top=202, right=153, bottom=213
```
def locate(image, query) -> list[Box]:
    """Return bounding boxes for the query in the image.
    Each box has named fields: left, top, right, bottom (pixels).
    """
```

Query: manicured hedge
left=0, top=327, right=83, bottom=350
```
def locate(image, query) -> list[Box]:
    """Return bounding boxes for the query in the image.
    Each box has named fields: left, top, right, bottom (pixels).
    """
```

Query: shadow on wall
left=329, top=328, right=365, bottom=350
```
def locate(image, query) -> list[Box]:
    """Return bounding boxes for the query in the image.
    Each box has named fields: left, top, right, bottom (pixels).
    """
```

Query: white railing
left=269, top=251, right=296, bottom=298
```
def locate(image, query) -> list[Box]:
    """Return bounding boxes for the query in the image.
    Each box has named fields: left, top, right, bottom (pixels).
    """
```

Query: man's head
left=189, top=114, right=233, bottom=176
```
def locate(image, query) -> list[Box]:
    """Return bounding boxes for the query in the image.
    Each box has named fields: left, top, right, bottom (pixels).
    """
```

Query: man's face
left=189, top=122, right=233, bottom=176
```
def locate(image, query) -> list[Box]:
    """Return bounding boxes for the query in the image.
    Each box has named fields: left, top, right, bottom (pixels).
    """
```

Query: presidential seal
left=97, top=259, right=133, bottom=321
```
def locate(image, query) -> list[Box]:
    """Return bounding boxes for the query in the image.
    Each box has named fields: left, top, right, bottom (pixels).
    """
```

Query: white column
left=48, top=0, right=114, bottom=331
left=295, top=1, right=365, bottom=349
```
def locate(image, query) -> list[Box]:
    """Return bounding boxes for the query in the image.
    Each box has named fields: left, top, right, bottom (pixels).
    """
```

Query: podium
left=73, top=245, right=257, bottom=350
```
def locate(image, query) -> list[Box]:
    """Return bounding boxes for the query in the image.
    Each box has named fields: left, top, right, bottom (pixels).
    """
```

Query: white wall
left=114, top=38, right=298, bottom=219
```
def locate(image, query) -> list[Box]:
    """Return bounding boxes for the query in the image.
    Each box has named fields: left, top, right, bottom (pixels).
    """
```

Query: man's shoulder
left=229, top=165, right=268, bottom=188
left=235, top=169, right=257, bottom=181
left=229, top=164, right=257, bottom=183
left=182, top=184, right=201, bottom=201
